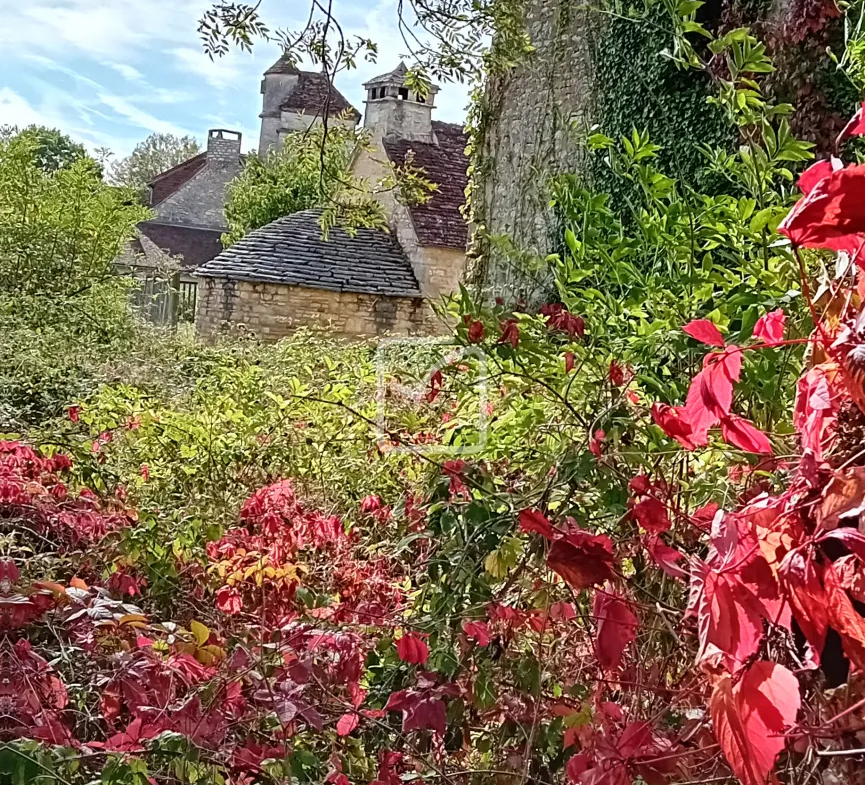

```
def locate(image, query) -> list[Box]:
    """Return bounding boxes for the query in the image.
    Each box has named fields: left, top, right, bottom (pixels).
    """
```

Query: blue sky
left=0, top=0, right=471, bottom=157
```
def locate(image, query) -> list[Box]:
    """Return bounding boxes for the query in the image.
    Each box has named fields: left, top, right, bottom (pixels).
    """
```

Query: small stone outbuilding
left=195, top=61, right=469, bottom=339
left=195, top=210, right=430, bottom=338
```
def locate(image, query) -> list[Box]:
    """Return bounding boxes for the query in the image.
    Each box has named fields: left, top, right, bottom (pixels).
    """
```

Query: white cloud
left=106, top=62, right=145, bottom=82
left=0, top=87, right=46, bottom=128
left=96, top=93, right=196, bottom=137
left=171, top=46, right=257, bottom=89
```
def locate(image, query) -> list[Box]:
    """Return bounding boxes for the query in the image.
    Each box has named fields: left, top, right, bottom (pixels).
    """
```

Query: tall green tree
left=109, top=132, right=201, bottom=190
left=0, top=131, right=149, bottom=334
left=0, top=125, right=89, bottom=172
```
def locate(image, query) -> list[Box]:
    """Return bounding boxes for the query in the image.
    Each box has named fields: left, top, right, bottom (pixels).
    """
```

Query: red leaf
left=565, top=351, right=575, bottom=373
left=499, top=319, right=519, bottom=348
left=824, top=562, right=865, bottom=670
left=692, top=560, right=764, bottom=672
left=683, top=319, right=725, bottom=347
left=720, top=415, right=773, bottom=454
left=589, top=429, right=605, bottom=459
left=779, top=549, right=828, bottom=665
left=336, top=712, right=360, bottom=736
left=631, top=496, right=671, bottom=534
left=779, top=162, right=865, bottom=252
left=629, top=474, right=652, bottom=495
left=797, top=158, right=835, bottom=195
left=753, top=309, right=786, bottom=346
left=644, top=535, right=687, bottom=579
left=519, top=509, right=557, bottom=540
left=215, top=586, right=243, bottom=615
left=838, top=102, right=865, bottom=146
left=710, top=662, right=800, bottom=785
left=566, top=754, right=589, bottom=783
left=593, top=591, right=638, bottom=671
left=462, top=620, right=491, bottom=646
left=651, top=402, right=697, bottom=450
left=547, top=531, right=615, bottom=589
left=467, top=320, right=485, bottom=343
left=396, top=633, right=429, bottom=665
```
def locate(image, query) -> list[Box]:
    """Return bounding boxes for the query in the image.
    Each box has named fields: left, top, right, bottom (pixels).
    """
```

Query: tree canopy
left=109, top=132, right=202, bottom=191
left=0, top=124, right=90, bottom=172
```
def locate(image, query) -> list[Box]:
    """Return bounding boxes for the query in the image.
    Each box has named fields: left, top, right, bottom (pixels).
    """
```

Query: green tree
left=0, top=124, right=89, bottom=172
left=222, top=124, right=356, bottom=246
left=109, top=132, right=201, bottom=190
left=0, top=131, right=149, bottom=333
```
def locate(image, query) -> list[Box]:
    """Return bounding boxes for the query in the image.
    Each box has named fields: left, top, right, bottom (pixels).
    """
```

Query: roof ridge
left=147, top=152, right=206, bottom=186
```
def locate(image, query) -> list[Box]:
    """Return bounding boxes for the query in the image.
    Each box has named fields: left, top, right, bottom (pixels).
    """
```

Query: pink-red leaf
left=710, top=662, right=800, bottom=785
left=753, top=309, right=786, bottom=346
left=396, top=634, right=429, bottom=665
left=336, top=713, right=360, bottom=736
left=519, top=508, right=557, bottom=539
left=593, top=591, right=638, bottom=671
left=683, top=319, right=725, bottom=347
left=462, top=620, right=491, bottom=646
left=651, top=402, right=698, bottom=450
left=631, top=496, right=671, bottom=534
left=547, top=531, right=615, bottom=589
left=720, top=415, right=773, bottom=454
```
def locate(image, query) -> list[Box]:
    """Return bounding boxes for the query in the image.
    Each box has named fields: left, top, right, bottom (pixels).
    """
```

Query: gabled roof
left=148, top=153, right=207, bottom=206
left=195, top=209, right=421, bottom=297
left=383, top=121, right=469, bottom=249
left=281, top=72, right=359, bottom=119
left=137, top=221, right=224, bottom=270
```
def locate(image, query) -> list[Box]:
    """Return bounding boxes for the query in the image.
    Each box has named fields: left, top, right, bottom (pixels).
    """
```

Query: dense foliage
left=8, top=5, right=865, bottom=785
left=108, top=132, right=202, bottom=192
left=0, top=124, right=90, bottom=173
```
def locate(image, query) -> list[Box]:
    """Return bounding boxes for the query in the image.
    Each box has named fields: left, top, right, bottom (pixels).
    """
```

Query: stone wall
left=469, top=0, right=597, bottom=303
left=154, top=131, right=242, bottom=230
left=352, top=144, right=466, bottom=300
left=195, top=278, right=440, bottom=340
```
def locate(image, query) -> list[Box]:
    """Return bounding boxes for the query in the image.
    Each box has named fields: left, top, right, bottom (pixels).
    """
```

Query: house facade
left=123, top=55, right=470, bottom=338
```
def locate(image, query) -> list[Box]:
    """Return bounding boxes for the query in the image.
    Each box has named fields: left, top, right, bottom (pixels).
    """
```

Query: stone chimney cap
left=208, top=129, right=242, bottom=142
left=364, top=61, right=410, bottom=87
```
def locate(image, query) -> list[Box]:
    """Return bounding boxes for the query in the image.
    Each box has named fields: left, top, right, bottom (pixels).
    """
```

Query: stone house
left=116, top=129, right=244, bottom=323
left=195, top=60, right=469, bottom=340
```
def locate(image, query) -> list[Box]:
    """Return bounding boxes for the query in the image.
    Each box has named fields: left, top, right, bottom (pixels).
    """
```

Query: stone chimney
left=206, top=129, right=242, bottom=162
left=362, top=62, right=439, bottom=143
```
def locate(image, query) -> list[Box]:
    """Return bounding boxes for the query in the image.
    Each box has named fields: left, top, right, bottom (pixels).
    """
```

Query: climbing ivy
left=588, top=2, right=734, bottom=200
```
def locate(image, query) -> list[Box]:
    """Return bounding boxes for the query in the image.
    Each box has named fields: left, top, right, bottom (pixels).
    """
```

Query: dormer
left=362, top=62, right=439, bottom=143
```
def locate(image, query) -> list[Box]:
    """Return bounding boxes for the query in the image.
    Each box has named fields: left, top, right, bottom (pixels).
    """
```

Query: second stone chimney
left=362, top=62, right=439, bottom=143
left=206, top=129, right=242, bottom=163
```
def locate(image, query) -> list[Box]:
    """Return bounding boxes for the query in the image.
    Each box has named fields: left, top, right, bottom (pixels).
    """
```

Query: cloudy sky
left=0, top=0, right=471, bottom=157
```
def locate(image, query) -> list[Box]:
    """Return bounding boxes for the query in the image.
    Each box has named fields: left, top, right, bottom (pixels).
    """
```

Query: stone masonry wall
left=352, top=144, right=466, bottom=300
left=195, top=278, right=441, bottom=340
left=470, top=0, right=596, bottom=303
left=154, top=132, right=242, bottom=230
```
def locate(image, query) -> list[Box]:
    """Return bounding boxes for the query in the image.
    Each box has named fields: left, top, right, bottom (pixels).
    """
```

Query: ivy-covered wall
left=468, top=0, right=859, bottom=302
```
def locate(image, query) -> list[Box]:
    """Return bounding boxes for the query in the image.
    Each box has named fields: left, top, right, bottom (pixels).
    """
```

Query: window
left=417, top=94, right=425, bottom=104
left=398, top=87, right=409, bottom=100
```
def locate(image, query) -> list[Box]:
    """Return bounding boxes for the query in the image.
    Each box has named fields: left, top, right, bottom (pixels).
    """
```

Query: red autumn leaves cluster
left=651, top=316, right=780, bottom=454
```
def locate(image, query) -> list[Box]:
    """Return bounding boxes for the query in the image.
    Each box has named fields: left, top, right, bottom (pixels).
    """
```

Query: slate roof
left=383, top=121, right=469, bottom=249
left=281, top=72, right=359, bottom=119
left=137, top=221, right=224, bottom=271
left=195, top=210, right=421, bottom=296
left=365, top=61, right=409, bottom=86
left=262, top=55, right=359, bottom=120
left=148, top=153, right=207, bottom=205
left=265, top=55, right=301, bottom=75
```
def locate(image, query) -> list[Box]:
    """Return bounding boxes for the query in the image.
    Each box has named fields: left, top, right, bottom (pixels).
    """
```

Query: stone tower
left=362, top=62, right=440, bottom=143
left=258, top=55, right=360, bottom=153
